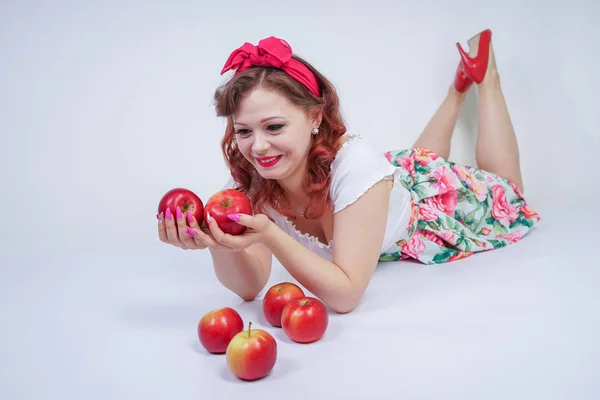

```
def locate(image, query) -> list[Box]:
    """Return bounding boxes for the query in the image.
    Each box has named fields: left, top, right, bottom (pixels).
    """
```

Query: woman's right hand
left=157, top=207, right=233, bottom=252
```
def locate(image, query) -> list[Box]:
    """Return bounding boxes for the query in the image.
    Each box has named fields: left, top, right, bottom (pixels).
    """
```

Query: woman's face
left=232, top=87, right=320, bottom=184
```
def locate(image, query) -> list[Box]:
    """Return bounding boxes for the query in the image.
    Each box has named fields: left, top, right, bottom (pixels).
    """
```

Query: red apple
left=262, top=282, right=305, bottom=327
left=158, top=188, right=204, bottom=225
left=226, top=321, right=277, bottom=381
left=204, top=189, right=252, bottom=235
left=281, top=297, right=328, bottom=343
left=197, top=307, right=244, bottom=354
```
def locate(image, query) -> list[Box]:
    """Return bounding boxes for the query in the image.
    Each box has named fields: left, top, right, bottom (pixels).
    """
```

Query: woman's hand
left=157, top=207, right=272, bottom=252
left=189, top=212, right=273, bottom=253
left=157, top=207, right=230, bottom=251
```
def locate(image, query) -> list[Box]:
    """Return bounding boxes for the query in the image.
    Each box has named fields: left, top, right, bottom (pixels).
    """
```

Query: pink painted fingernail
left=165, top=208, right=172, bottom=220
left=157, top=212, right=164, bottom=223
left=187, top=211, right=194, bottom=224
left=186, top=227, right=196, bottom=237
left=176, top=206, right=183, bottom=219
left=227, top=214, right=240, bottom=222
left=206, top=212, right=212, bottom=223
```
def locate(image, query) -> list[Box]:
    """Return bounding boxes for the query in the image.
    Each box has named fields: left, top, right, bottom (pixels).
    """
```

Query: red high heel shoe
left=456, top=29, right=492, bottom=84
left=454, top=62, right=473, bottom=93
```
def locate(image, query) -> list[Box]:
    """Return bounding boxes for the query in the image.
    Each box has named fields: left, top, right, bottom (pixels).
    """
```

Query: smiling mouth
left=256, top=155, right=283, bottom=167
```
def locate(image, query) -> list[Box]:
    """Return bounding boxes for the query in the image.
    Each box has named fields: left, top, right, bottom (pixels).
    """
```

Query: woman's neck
left=277, top=160, right=311, bottom=209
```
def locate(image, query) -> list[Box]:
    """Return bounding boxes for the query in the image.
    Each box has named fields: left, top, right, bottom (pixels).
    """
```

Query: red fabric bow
left=220, top=36, right=320, bottom=98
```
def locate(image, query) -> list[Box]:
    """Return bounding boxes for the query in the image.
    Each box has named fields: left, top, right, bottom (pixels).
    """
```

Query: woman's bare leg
left=471, top=35, right=524, bottom=192
left=413, top=85, right=467, bottom=159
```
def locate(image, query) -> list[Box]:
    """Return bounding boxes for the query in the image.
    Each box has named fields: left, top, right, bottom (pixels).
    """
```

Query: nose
left=251, top=132, right=271, bottom=155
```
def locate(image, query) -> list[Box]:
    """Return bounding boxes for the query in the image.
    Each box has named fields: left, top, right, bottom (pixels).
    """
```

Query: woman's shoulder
left=331, top=134, right=395, bottom=172
left=329, top=134, right=397, bottom=213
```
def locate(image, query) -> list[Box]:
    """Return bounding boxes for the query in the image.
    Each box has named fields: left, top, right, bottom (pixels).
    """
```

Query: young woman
left=157, top=30, right=541, bottom=313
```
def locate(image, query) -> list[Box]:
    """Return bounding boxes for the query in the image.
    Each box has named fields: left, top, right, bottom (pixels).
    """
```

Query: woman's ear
left=311, top=109, right=323, bottom=127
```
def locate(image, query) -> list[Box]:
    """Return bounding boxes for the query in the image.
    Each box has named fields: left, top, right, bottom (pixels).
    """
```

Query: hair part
left=213, top=55, right=347, bottom=219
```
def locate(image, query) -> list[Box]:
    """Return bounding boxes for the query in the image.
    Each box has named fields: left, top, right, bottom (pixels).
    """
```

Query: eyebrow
left=233, top=116, right=285, bottom=126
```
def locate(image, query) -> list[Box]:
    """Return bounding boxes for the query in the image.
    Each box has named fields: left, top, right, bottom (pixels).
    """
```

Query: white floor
left=1, top=205, right=598, bottom=400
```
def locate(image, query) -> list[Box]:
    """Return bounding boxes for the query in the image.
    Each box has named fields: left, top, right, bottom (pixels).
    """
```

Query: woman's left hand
left=199, top=212, right=273, bottom=252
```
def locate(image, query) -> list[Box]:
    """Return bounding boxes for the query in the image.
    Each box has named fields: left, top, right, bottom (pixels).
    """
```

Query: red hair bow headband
left=220, top=36, right=320, bottom=98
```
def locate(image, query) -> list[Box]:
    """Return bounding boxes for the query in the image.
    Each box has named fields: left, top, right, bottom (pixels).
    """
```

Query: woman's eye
left=267, top=124, right=284, bottom=132
left=236, top=129, right=250, bottom=135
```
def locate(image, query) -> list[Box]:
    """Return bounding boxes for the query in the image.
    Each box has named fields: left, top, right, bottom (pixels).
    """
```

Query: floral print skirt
left=379, top=147, right=541, bottom=264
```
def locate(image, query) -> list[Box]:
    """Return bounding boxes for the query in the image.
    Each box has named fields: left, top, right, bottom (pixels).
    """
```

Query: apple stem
left=248, top=321, right=252, bottom=337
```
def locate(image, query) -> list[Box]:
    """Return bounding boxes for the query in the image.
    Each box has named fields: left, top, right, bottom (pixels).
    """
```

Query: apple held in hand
left=281, top=297, right=329, bottom=343
left=204, top=189, right=252, bottom=235
left=158, top=188, right=204, bottom=225
left=263, top=282, right=305, bottom=327
left=198, top=307, right=244, bottom=354
left=226, top=321, right=277, bottom=381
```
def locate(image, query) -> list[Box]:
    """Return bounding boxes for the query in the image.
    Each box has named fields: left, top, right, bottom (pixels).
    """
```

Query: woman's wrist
left=263, top=219, right=280, bottom=249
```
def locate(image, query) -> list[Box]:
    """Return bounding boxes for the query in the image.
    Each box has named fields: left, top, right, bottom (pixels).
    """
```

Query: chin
left=257, top=169, right=287, bottom=181
left=254, top=157, right=290, bottom=180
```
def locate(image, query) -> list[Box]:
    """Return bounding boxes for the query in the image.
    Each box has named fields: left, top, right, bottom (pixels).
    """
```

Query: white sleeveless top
left=222, top=134, right=412, bottom=261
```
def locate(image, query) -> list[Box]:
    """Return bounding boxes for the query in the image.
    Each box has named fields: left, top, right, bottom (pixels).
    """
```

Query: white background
left=1, top=0, right=599, bottom=399
left=1, top=0, right=598, bottom=257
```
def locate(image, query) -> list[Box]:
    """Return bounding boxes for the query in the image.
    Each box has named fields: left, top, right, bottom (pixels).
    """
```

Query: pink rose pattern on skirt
left=381, top=147, right=541, bottom=264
